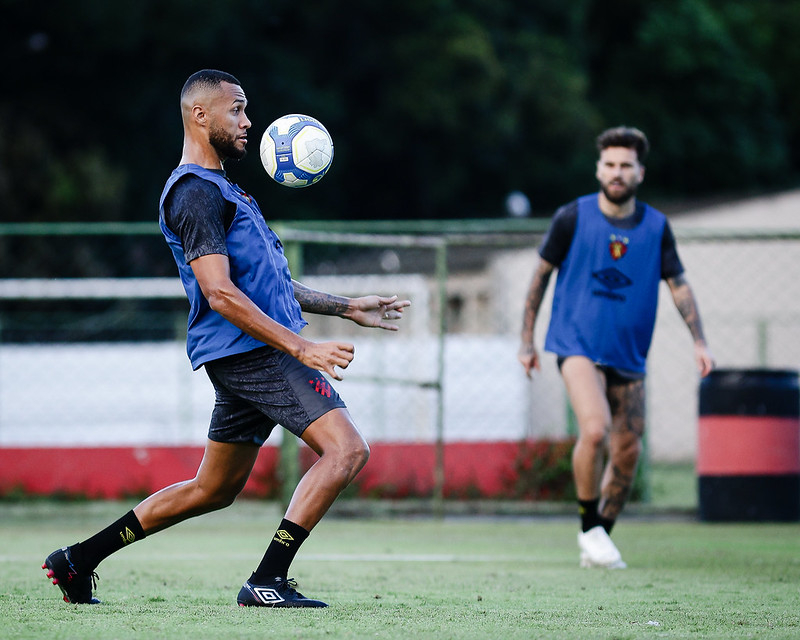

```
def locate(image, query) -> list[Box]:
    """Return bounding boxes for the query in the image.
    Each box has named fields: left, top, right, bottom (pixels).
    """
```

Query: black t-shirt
left=163, top=172, right=237, bottom=263
left=539, top=199, right=684, bottom=279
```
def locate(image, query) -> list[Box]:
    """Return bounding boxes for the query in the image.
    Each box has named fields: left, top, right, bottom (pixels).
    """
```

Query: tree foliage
left=1, top=0, right=797, bottom=225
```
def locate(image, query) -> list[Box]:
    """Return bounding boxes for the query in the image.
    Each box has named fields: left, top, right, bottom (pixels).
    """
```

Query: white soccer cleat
left=578, top=526, right=627, bottom=569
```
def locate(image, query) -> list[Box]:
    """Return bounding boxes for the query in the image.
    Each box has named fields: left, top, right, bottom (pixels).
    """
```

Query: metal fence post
left=433, top=240, right=448, bottom=518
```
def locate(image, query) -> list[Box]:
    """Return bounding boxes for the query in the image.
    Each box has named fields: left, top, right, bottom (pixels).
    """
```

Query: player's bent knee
left=343, top=441, right=370, bottom=474
left=356, top=441, right=370, bottom=469
left=325, top=443, right=369, bottom=488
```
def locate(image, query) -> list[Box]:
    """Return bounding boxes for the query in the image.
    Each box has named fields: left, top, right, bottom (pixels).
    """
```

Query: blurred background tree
left=1, top=0, right=797, bottom=228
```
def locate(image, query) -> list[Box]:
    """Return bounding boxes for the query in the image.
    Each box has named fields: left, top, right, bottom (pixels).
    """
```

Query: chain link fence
left=1, top=222, right=798, bottom=500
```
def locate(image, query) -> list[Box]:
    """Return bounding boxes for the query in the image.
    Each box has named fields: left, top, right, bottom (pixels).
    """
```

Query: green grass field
left=2, top=494, right=799, bottom=640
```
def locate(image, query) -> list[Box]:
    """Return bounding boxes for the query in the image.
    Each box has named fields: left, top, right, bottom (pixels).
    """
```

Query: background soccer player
left=44, top=69, right=410, bottom=607
left=517, top=126, right=714, bottom=568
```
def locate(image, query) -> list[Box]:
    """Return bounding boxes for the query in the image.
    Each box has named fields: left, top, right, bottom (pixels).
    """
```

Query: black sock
left=250, top=519, right=310, bottom=584
left=578, top=498, right=601, bottom=533
left=74, top=510, right=146, bottom=571
left=598, top=515, right=616, bottom=535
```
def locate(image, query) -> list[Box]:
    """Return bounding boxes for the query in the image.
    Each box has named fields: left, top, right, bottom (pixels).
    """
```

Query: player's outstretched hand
left=299, top=340, right=355, bottom=380
left=346, top=295, right=411, bottom=331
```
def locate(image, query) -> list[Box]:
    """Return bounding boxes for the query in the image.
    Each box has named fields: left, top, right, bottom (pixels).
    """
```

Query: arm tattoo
left=520, top=260, right=554, bottom=341
left=667, top=274, right=707, bottom=343
left=292, top=281, right=350, bottom=316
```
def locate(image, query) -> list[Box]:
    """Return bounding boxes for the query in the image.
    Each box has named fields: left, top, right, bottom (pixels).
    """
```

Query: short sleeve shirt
left=162, top=172, right=236, bottom=263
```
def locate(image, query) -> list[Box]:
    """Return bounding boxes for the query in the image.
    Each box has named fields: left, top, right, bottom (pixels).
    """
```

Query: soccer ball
left=259, top=114, right=334, bottom=188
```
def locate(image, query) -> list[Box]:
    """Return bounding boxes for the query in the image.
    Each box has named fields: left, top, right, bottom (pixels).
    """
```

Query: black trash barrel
left=698, top=368, right=800, bottom=522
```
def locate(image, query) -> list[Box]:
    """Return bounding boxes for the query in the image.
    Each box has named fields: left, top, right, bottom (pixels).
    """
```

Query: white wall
left=3, top=190, right=799, bottom=462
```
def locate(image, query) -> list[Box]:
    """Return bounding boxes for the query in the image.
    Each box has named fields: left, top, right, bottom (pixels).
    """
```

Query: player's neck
left=179, top=137, right=224, bottom=170
left=597, top=192, right=636, bottom=219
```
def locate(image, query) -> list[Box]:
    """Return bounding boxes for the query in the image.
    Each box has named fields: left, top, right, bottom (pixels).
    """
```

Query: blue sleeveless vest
left=544, top=194, right=665, bottom=373
left=159, top=164, right=306, bottom=369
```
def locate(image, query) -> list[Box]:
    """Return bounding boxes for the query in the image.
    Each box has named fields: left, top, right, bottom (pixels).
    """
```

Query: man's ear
left=191, top=104, right=208, bottom=126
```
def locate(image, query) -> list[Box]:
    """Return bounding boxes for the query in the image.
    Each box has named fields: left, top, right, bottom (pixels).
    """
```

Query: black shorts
left=204, top=346, right=347, bottom=445
left=556, top=356, right=645, bottom=387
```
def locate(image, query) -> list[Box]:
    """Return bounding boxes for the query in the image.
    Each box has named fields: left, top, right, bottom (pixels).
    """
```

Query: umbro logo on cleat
left=252, top=586, right=285, bottom=605
left=237, top=579, right=328, bottom=608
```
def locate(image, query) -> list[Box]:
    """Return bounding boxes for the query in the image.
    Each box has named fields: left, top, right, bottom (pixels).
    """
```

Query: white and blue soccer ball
left=259, top=114, right=334, bottom=188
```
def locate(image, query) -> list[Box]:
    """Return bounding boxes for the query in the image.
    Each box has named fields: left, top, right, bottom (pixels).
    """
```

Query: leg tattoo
left=599, top=380, right=645, bottom=520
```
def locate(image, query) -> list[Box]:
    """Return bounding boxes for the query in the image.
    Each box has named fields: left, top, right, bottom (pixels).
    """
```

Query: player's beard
left=601, top=181, right=638, bottom=205
left=209, top=125, right=247, bottom=162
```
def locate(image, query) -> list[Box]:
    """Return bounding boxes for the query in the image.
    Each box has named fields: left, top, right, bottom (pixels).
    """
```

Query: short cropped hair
left=596, top=126, right=649, bottom=163
left=181, top=69, right=242, bottom=100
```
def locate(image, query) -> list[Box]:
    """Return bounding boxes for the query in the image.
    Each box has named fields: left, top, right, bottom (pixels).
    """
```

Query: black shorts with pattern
left=204, top=346, right=347, bottom=445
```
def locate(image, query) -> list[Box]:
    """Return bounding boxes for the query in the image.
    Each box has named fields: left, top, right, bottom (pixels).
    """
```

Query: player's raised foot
left=237, top=577, right=328, bottom=608
left=42, top=546, right=101, bottom=604
left=577, top=526, right=627, bottom=569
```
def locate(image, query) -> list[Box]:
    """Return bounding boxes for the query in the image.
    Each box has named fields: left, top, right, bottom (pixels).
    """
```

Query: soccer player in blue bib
left=518, top=127, right=714, bottom=568
left=43, top=69, right=410, bottom=607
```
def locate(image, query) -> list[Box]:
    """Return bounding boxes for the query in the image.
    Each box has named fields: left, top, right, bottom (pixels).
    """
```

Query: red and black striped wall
left=698, top=369, right=800, bottom=521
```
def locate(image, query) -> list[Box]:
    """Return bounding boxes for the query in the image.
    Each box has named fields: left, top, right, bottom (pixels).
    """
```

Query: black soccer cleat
left=237, top=577, right=328, bottom=608
left=42, top=546, right=101, bottom=604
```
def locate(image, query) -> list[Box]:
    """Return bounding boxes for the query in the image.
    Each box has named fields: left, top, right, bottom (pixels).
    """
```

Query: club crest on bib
left=609, top=234, right=629, bottom=260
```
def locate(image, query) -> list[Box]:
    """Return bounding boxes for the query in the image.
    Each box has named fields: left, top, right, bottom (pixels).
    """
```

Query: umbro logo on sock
left=274, top=529, right=294, bottom=543
left=119, top=527, right=137, bottom=545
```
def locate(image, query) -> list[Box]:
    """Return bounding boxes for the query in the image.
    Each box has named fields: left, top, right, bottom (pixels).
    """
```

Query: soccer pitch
left=2, top=500, right=799, bottom=639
